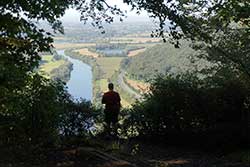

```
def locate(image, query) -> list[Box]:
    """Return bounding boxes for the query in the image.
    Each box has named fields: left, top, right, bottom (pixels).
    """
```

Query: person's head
left=108, top=83, right=114, bottom=90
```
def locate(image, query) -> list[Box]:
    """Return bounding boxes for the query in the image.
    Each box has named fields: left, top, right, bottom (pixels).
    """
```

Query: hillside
left=122, top=42, right=209, bottom=80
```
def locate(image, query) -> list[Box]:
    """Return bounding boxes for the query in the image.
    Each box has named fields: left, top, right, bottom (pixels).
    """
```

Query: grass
left=42, top=55, right=53, bottom=62
left=96, top=57, right=123, bottom=79
left=95, top=57, right=131, bottom=106
left=96, top=79, right=130, bottom=107
left=97, top=79, right=109, bottom=94
left=39, top=55, right=66, bottom=77
left=120, top=97, right=130, bottom=108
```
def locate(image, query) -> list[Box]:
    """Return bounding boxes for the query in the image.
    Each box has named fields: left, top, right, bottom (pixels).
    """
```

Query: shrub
left=0, top=73, right=102, bottom=146
left=59, top=99, right=102, bottom=137
left=122, top=73, right=250, bottom=147
left=0, top=74, right=70, bottom=147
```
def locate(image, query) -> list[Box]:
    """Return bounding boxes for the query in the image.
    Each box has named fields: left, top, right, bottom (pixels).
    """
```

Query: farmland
left=40, top=55, right=65, bottom=75
left=96, top=57, right=123, bottom=79
left=75, top=48, right=100, bottom=58
left=39, top=54, right=73, bottom=83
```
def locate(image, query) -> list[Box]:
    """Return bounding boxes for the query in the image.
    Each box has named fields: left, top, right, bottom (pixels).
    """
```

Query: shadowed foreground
left=2, top=137, right=247, bottom=167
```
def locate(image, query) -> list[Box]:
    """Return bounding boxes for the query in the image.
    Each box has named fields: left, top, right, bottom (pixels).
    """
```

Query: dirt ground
left=1, top=136, right=249, bottom=167
left=47, top=137, right=249, bottom=167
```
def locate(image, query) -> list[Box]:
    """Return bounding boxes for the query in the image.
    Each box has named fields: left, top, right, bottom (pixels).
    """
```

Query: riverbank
left=39, top=53, right=73, bottom=83
left=58, top=50, right=93, bottom=100
left=64, top=49, right=102, bottom=103
left=64, top=49, right=136, bottom=107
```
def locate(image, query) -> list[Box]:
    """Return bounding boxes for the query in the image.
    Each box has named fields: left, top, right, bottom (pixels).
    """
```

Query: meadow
left=96, top=78, right=130, bottom=107
left=96, top=57, right=123, bottom=79
left=95, top=57, right=131, bottom=106
left=110, top=37, right=161, bottom=43
left=39, top=55, right=66, bottom=77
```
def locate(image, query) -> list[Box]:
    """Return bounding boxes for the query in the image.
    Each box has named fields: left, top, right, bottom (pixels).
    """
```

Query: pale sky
left=61, top=0, right=150, bottom=23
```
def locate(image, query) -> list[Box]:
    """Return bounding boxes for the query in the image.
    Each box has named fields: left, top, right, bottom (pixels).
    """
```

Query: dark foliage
left=0, top=75, right=69, bottom=147
left=51, top=61, right=73, bottom=83
left=122, top=73, right=250, bottom=148
left=59, top=100, right=102, bottom=137
left=0, top=0, right=114, bottom=158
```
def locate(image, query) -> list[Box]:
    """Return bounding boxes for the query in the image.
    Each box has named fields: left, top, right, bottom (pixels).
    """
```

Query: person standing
left=102, top=83, right=121, bottom=135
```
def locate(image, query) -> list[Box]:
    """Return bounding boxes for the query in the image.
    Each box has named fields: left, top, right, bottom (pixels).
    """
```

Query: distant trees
left=50, top=61, right=73, bottom=83
left=197, top=29, right=250, bottom=83
left=122, top=42, right=207, bottom=80
left=124, top=0, right=250, bottom=80
left=123, top=0, right=249, bottom=44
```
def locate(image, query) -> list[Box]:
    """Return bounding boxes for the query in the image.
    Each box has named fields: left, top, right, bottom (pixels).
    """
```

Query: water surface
left=97, top=48, right=125, bottom=56
left=57, top=50, right=92, bottom=101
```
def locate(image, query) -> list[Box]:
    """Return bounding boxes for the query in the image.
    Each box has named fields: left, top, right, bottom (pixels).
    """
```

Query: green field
left=96, top=78, right=130, bottom=107
left=98, top=79, right=109, bottom=93
left=39, top=55, right=66, bottom=77
left=96, top=57, right=124, bottom=79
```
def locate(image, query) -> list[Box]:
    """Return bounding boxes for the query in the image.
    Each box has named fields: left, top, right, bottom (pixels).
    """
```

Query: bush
left=59, top=99, right=102, bottom=137
left=122, top=73, right=250, bottom=147
left=0, top=74, right=69, bottom=147
left=0, top=73, right=103, bottom=150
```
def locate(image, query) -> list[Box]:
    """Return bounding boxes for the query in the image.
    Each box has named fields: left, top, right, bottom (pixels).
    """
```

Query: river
left=57, top=50, right=92, bottom=101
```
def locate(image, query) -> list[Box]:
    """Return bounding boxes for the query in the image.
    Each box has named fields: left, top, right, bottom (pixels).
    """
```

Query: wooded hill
left=122, top=41, right=210, bottom=80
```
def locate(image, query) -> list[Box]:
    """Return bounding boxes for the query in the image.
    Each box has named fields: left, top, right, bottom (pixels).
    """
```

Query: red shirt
left=102, top=90, right=121, bottom=110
